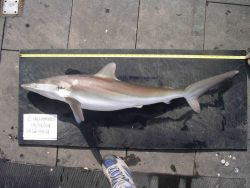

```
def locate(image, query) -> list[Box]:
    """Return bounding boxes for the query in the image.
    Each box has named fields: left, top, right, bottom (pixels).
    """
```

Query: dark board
left=19, top=49, right=248, bottom=150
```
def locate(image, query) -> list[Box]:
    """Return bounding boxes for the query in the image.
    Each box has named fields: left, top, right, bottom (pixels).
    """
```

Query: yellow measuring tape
left=19, top=53, right=247, bottom=60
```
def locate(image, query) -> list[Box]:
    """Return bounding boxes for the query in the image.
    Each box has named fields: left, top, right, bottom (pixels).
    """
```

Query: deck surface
left=0, top=0, right=249, bottom=187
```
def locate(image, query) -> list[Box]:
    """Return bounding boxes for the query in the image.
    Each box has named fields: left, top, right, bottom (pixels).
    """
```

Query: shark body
left=21, top=63, right=239, bottom=123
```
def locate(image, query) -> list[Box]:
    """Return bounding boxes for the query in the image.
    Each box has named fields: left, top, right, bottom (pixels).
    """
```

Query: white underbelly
left=69, top=89, right=177, bottom=111
left=78, top=97, right=139, bottom=111
left=72, top=92, right=166, bottom=111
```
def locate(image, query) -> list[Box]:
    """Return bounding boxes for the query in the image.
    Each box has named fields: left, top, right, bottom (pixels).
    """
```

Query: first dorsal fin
left=94, top=62, right=119, bottom=81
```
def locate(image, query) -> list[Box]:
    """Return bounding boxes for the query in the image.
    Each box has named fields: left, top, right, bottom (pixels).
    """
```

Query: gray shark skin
left=21, top=63, right=239, bottom=124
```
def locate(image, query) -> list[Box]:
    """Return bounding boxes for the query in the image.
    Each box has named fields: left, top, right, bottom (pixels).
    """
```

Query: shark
left=21, top=63, right=239, bottom=124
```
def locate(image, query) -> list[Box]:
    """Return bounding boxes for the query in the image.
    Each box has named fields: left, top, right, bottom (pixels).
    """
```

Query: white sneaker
left=102, top=155, right=136, bottom=188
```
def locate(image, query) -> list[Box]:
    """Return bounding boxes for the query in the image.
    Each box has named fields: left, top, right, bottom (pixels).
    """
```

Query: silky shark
left=21, top=63, right=239, bottom=124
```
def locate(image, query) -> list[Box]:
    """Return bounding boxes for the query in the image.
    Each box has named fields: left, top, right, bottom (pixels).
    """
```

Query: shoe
left=102, top=155, right=136, bottom=188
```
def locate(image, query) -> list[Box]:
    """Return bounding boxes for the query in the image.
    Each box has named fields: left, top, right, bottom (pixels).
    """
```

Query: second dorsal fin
left=94, top=62, right=119, bottom=80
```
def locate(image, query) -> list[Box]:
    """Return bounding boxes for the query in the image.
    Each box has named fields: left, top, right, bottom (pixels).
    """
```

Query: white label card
left=23, top=114, right=57, bottom=140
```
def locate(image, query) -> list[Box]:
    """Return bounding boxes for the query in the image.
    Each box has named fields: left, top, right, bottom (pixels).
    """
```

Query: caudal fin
left=184, top=70, right=239, bottom=113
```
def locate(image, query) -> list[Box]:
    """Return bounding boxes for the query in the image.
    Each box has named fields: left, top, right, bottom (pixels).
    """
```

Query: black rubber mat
left=0, top=160, right=245, bottom=188
left=189, top=177, right=246, bottom=188
left=0, top=160, right=110, bottom=188
left=158, top=175, right=246, bottom=188
left=19, top=49, right=248, bottom=149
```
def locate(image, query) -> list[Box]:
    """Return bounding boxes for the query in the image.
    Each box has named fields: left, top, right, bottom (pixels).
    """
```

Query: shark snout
left=21, top=83, right=38, bottom=90
left=21, top=82, right=60, bottom=94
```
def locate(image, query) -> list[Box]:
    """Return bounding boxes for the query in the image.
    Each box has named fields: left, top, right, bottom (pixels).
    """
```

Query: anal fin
left=65, top=97, right=84, bottom=124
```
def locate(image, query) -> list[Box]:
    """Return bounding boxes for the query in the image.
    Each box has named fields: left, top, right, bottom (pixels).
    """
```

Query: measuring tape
left=19, top=53, right=247, bottom=60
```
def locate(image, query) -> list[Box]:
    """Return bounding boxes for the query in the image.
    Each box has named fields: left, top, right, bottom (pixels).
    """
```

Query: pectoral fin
left=65, top=97, right=84, bottom=124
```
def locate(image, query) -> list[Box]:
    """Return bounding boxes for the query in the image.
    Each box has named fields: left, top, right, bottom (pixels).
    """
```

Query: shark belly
left=70, top=90, right=167, bottom=111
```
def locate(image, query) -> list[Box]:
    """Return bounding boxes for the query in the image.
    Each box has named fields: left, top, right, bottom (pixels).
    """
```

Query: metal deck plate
left=1, top=0, right=24, bottom=16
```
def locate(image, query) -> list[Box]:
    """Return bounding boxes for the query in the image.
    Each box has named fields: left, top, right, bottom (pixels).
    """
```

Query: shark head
left=21, top=76, right=72, bottom=101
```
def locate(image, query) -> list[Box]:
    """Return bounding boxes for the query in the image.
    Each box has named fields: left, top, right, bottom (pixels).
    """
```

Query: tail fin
left=184, top=70, right=239, bottom=113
